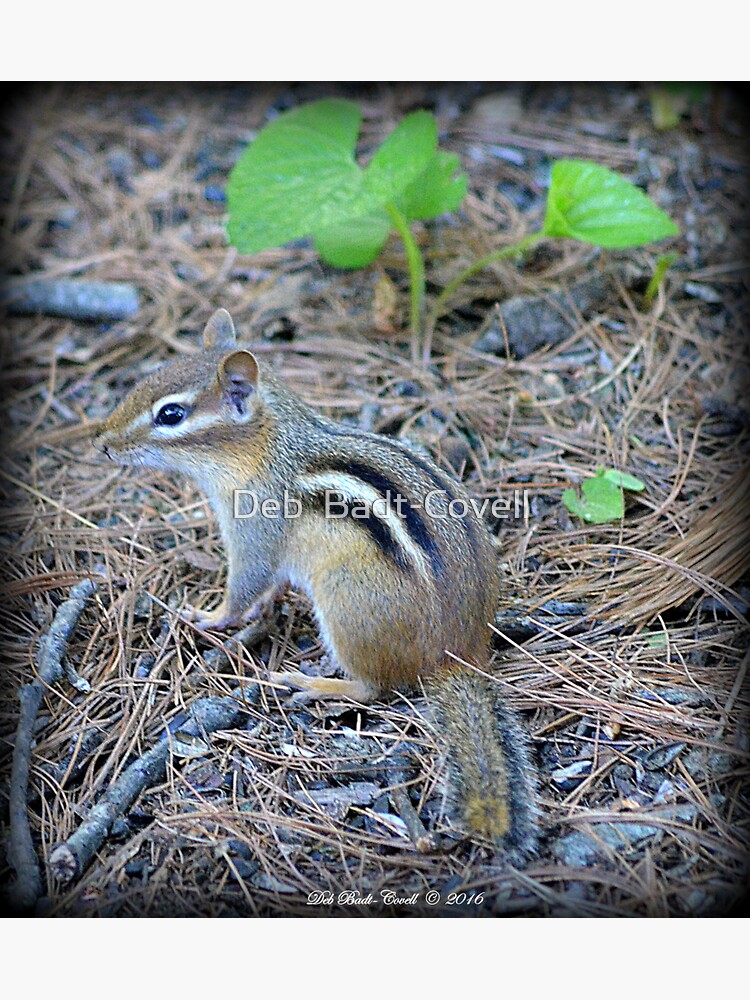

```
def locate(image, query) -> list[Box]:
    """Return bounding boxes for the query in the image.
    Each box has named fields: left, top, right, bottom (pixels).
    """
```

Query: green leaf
left=363, top=111, right=437, bottom=204
left=313, top=212, right=392, bottom=269
left=649, top=88, right=688, bottom=130
left=542, top=159, right=679, bottom=249
left=400, top=150, right=468, bottom=220
left=227, top=99, right=376, bottom=254
left=652, top=83, right=711, bottom=129
left=226, top=98, right=466, bottom=276
left=563, top=466, right=647, bottom=523
left=561, top=488, right=588, bottom=520
left=563, top=471, right=624, bottom=523
left=602, top=469, right=646, bottom=491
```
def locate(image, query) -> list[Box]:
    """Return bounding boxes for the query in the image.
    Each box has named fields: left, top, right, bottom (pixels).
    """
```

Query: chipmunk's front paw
left=182, top=604, right=239, bottom=632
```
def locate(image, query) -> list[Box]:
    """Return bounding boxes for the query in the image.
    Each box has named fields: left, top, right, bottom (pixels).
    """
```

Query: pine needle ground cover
left=1, top=84, right=748, bottom=916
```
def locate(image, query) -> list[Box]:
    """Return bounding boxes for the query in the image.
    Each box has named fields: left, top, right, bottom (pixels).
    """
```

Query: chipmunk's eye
left=154, top=402, right=187, bottom=427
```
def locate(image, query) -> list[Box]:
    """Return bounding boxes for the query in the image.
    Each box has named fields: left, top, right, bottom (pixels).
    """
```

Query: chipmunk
left=94, top=308, right=538, bottom=858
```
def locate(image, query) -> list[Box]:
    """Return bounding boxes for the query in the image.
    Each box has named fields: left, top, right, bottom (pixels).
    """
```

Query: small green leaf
left=563, top=471, right=624, bottom=523
left=363, top=111, right=437, bottom=203
left=542, top=159, right=679, bottom=249
left=602, top=469, right=646, bottom=491
left=399, top=150, right=468, bottom=220
left=649, top=88, right=688, bottom=130
left=313, top=212, right=392, bottom=269
left=581, top=476, right=624, bottom=523
left=561, top=488, right=587, bottom=519
left=563, top=466, right=646, bottom=523
left=650, top=83, right=710, bottom=129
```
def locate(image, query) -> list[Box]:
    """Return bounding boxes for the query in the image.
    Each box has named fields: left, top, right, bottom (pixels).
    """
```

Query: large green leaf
left=227, top=99, right=374, bottom=254
left=543, top=159, right=679, bottom=248
left=314, top=119, right=459, bottom=266
left=399, top=150, right=468, bottom=220
left=313, top=212, right=392, bottom=269
left=227, top=99, right=466, bottom=265
left=363, top=110, right=437, bottom=203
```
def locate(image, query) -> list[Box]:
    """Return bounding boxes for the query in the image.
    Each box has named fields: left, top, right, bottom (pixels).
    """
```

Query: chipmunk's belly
left=286, top=554, right=486, bottom=694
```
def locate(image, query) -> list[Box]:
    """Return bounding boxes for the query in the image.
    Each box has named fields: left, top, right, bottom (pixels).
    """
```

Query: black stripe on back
left=327, top=457, right=444, bottom=575
left=379, top=441, right=483, bottom=556
left=309, top=414, right=482, bottom=561
left=307, top=490, right=411, bottom=571
left=311, top=417, right=458, bottom=500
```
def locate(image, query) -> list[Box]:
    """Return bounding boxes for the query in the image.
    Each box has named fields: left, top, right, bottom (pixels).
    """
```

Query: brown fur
left=95, top=309, right=539, bottom=857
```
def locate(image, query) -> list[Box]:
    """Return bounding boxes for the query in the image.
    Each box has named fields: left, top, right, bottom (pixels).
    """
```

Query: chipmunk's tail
left=427, top=663, right=538, bottom=861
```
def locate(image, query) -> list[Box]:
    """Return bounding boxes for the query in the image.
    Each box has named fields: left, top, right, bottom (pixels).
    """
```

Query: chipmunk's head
left=94, top=309, right=269, bottom=483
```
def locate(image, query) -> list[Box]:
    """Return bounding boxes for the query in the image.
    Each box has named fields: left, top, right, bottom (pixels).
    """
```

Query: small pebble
left=550, top=759, right=592, bottom=790
left=683, top=281, right=722, bottom=303
left=203, top=184, right=226, bottom=203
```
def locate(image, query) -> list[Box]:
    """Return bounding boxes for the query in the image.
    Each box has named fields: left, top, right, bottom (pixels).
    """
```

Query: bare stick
left=48, top=687, right=258, bottom=883
left=5, top=578, right=97, bottom=913
left=1, top=277, right=140, bottom=320
left=389, top=782, right=439, bottom=853
left=493, top=601, right=589, bottom=642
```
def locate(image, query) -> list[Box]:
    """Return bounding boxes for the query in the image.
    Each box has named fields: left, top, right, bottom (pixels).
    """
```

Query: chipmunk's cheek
left=131, top=447, right=175, bottom=471
left=100, top=444, right=140, bottom=467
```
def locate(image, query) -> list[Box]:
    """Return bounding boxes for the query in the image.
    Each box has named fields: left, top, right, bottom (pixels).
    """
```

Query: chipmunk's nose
left=93, top=433, right=111, bottom=457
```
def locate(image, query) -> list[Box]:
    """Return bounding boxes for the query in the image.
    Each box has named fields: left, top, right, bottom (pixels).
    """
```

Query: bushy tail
left=427, top=665, right=538, bottom=861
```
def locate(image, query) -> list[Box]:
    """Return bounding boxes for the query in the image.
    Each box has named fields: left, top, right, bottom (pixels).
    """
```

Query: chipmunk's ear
left=203, top=308, right=237, bottom=351
left=217, top=350, right=259, bottom=418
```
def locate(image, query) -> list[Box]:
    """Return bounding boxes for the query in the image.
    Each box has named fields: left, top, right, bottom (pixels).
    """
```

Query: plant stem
left=386, top=203, right=425, bottom=364
left=643, top=251, right=678, bottom=308
left=422, top=231, right=544, bottom=365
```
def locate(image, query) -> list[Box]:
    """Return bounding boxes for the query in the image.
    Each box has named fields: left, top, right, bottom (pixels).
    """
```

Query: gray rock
left=554, top=831, right=606, bottom=867
left=294, top=781, right=381, bottom=820
left=473, top=274, right=613, bottom=358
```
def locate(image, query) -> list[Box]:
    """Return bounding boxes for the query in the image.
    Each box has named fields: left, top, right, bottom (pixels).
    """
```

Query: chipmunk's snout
left=93, top=427, right=112, bottom=456
left=94, top=417, right=128, bottom=458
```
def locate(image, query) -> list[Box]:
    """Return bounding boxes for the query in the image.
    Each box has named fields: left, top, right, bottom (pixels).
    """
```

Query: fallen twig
left=5, top=577, right=97, bottom=913
left=48, top=686, right=258, bottom=884
left=492, top=600, right=589, bottom=643
left=389, top=781, right=438, bottom=852
left=2, top=277, right=140, bottom=320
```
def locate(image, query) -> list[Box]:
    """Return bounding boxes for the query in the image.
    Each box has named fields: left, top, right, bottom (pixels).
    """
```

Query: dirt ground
left=1, top=83, right=748, bottom=916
